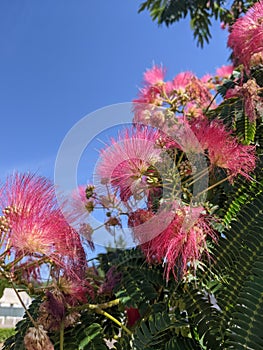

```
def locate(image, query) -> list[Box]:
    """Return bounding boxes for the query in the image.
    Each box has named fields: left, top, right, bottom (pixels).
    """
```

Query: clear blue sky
left=0, top=0, right=230, bottom=181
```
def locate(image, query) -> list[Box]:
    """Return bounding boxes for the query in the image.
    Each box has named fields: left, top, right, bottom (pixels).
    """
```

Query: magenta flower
left=0, top=173, right=60, bottom=256
left=0, top=173, right=88, bottom=285
left=97, top=127, right=162, bottom=201
left=190, top=119, right=256, bottom=179
left=166, top=71, right=214, bottom=116
left=167, top=71, right=193, bottom=92
left=215, top=65, right=234, bottom=79
left=200, top=74, right=215, bottom=90
left=227, top=1, right=263, bottom=69
left=134, top=65, right=166, bottom=106
left=131, top=205, right=216, bottom=280
left=143, top=65, right=166, bottom=86
left=133, top=85, right=164, bottom=106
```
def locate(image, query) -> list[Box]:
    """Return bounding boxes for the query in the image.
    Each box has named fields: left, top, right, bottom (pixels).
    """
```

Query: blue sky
left=0, top=0, right=230, bottom=181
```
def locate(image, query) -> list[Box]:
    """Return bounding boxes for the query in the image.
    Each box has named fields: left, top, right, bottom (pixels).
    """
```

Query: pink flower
left=166, top=72, right=214, bottom=114
left=133, top=86, right=164, bottom=106
left=134, top=205, right=216, bottom=280
left=186, top=76, right=213, bottom=108
left=200, top=74, right=215, bottom=90
left=0, top=173, right=88, bottom=284
left=0, top=173, right=60, bottom=256
left=169, top=71, right=193, bottom=91
left=143, top=65, right=166, bottom=85
left=191, top=119, right=256, bottom=179
left=133, top=65, right=166, bottom=106
left=227, top=1, right=263, bottom=69
left=215, top=65, right=234, bottom=79
left=0, top=173, right=56, bottom=220
left=97, top=127, right=162, bottom=201
left=53, top=213, right=87, bottom=278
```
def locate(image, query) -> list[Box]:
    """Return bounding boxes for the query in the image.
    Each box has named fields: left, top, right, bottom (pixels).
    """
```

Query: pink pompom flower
left=190, top=118, right=256, bottom=180
left=96, top=127, right=162, bottom=202
left=0, top=173, right=88, bottom=285
left=130, top=205, right=216, bottom=280
left=227, top=1, right=263, bottom=69
left=215, top=65, right=234, bottom=79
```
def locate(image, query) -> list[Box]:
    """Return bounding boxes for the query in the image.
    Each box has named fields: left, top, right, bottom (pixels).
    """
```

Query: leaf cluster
left=138, top=0, right=258, bottom=46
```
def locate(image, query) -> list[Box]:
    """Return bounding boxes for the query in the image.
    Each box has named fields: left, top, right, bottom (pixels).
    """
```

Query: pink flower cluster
left=97, top=118, right=255, bottom=200
left=190, top=118, right=256, bottom=179
left=94, top=65, right=257, bottom=281
left=133, top=64, right=233, bottom=124
left=0, top=173, right=90, bottom=299
left=128, top=205, right=216, bottom=280
left=228, top=1, right=263, bottom=69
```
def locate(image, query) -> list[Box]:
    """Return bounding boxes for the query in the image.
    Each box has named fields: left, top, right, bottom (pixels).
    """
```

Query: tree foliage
left=138, top=0, right=258, bottom=46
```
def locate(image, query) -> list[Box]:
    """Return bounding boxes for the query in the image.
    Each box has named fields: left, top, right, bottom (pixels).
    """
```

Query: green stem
left=71, top=298, right=120, bottom=312
left=95, top=307, right=132, bottom=336
left=69, top=298, right=132, bottom=336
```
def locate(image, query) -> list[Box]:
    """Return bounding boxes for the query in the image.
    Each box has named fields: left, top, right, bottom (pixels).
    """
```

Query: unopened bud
left=85, top=185, right=95, bottom=199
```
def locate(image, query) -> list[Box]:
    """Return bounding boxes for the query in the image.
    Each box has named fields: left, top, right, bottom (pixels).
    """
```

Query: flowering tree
left=1, top=2, right=263, bottom=349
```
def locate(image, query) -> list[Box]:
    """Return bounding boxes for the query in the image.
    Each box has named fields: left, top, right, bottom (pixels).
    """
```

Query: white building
left=0, top=288, right=31, bottom=328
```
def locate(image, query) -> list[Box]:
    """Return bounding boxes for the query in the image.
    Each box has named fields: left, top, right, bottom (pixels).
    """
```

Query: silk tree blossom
left=143, top=65, right=166, bottom=85
left=134, top=65, right=166, bottom=106
left=165, top=71, right=193, bottom=93
left=6, top=210, right=65, bottom=256
left=200, top=74, right=215, bottom=91
left=57, top=275, right=89, bottom=304
left=0, top=173, right=88, bottom=286
left=133, top=66, right=215, bottom=122
left=132, top=105, right=168, bottom=130
left=0, top=173, right=61, bottom=256
left=215, top=65, right=234, bottom=79
left=227, top=1, right=263, bottom=69
left=166, top=72, right=213, bottom=108
left=190, top=118, right=256, bottom=179
left=126, top=307, right=141, bottom=327
left=54, top=212, right=87, bottom=279
left=97, top=127, right=162, bottom=202
left=129, top=205, right=216, bottom=280
left=0, top=173, right=56, bottom=221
